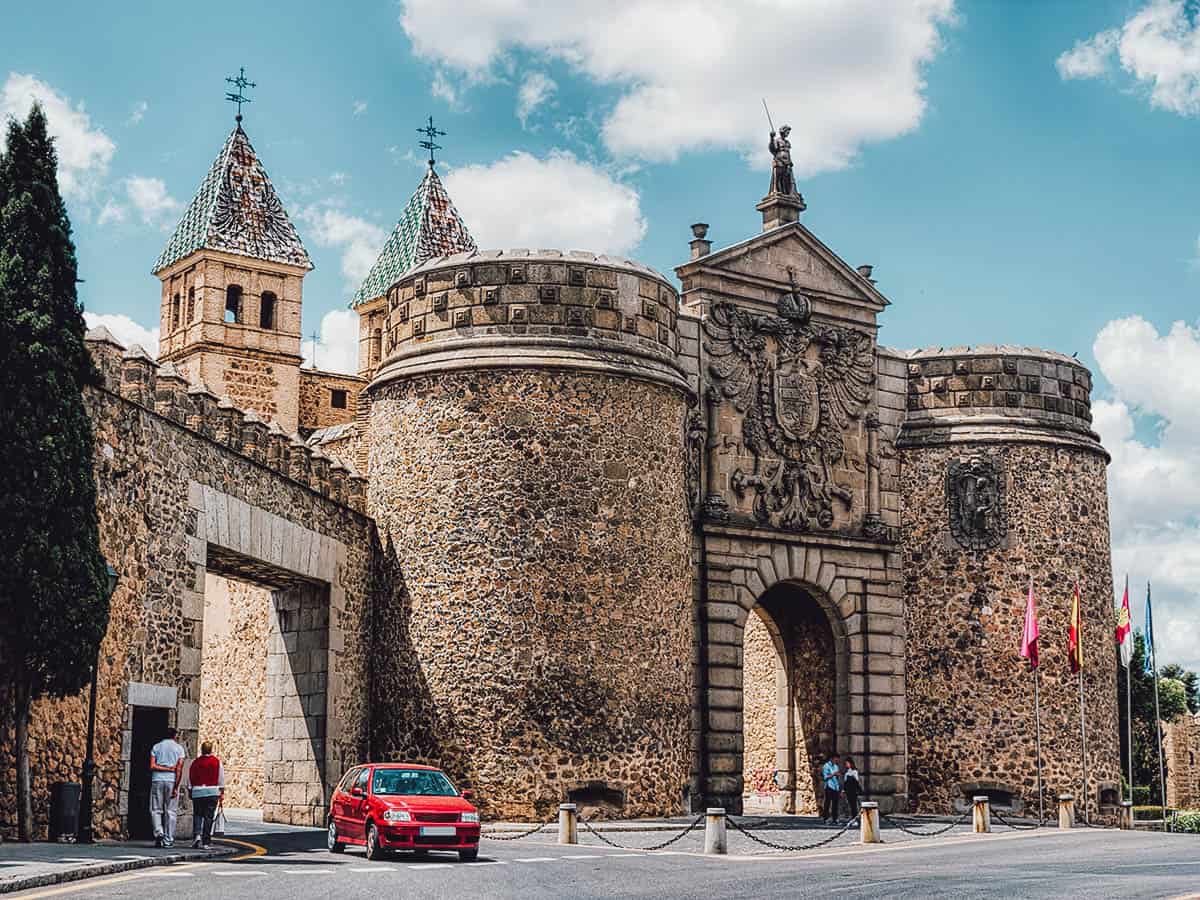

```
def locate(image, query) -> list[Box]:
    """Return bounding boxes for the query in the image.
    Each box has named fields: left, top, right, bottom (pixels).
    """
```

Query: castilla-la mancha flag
left=1115, top=576, right=1132, bottom=668
left=1068, top=583, right=1083, bottom=674
left=1020, top=580, right=1039, bottom=669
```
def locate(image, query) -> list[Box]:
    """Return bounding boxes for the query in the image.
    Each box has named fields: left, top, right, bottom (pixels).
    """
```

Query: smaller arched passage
left=741, top=583, right=846, bottom=815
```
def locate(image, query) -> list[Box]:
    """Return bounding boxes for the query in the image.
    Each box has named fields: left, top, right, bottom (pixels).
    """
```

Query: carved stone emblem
left=703, top=282, right=875, bottom=532
left=946, top=457, right=1006, bottom=550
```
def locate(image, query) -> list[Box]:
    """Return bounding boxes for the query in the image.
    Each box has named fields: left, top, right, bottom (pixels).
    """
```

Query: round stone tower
left=365, top=250, right=694, bottom=819
left=898, top=346, right=1120, bottom=819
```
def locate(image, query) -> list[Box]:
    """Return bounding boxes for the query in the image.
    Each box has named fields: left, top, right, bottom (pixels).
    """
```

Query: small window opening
left=260, top=291, right=277, bottom=330
left=187, top=287, right=196, bottom=323
left=1099, top=787, right=1119, bottom=807
left=330, top=389, right=348, bottom=409
left=566, top=781, right=625, bottom=813
left=171, top=294, right=180, bottom=331
left=225, top=284, right=243, bottom=323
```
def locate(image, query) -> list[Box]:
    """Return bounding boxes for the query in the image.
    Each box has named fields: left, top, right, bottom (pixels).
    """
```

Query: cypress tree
left=0, top=104, right=109, bottom=841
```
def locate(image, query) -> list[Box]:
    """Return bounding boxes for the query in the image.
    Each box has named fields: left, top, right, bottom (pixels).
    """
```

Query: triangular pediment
left=678, top=223, right=888, bottom=313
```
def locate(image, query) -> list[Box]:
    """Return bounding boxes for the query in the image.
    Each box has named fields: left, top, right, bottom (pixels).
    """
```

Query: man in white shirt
left=149, top=727, right=186, bottom=847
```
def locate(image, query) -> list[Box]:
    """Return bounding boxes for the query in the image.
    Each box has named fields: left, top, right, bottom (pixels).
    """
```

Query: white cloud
left=1093, top=315, right=1200, bottom=672
left=83, top=311, right=159, bottom=357
left=302, top=309, right=359, bottom=374
left=97, top=199, right=127, bottom=226
left=431, top=71, right=464, bottom=109
left=443, top=150, right=646, bottom=255
left=399, top=0, right=956, bottom=175
left=517, top=71, right=557, bottom=129
left=297, top=206, right=387, bottom=287
left=1056, top=1, right=1200, bottom=116
left=128, top=100, right=148, bottom=125
left=352, top=99, right=368, bottom=116
left=1, top=72, right=116, bottom=200
left=125, top=176, right=180, bottom=228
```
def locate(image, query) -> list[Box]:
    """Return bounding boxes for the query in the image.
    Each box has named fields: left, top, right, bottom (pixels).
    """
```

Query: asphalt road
left=9, top=824, right=1199, bottom=899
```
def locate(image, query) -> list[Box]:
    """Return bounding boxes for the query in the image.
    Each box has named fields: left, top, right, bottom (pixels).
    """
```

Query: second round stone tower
left=365, top=250, right=694, bottom=819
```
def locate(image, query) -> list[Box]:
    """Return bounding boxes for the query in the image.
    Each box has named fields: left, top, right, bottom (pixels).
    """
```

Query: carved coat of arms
left=946, top=457, right=1006, bottom=550
left=703, top=275, right=875, bottom=531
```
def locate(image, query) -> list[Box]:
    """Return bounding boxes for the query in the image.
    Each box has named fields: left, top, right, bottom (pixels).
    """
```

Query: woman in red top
left=187, top=742, right=225, bottom=848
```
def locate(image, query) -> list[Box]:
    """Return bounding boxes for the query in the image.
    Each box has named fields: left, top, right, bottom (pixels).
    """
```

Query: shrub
left=1171, top=811, right=1200, bottom=834
left=1132, top=786, right=1152, bottom=806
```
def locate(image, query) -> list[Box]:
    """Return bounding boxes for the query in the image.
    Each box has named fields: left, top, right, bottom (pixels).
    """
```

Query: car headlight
left=460, top=812, right=479, bottom=823
left=382, top=810, right=412, bottom=822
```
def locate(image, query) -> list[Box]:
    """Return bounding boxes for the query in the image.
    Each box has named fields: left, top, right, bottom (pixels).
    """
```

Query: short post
left=1119, top=800, right=1134, bottom=830
left=1058, top=793, right=1074, bottom=830
left=558, top=803, right=577, bottom=845
left=859, top=801, right=880, bottom=844
left=972, top=795, right=991, bottom=834
left=703, top=807, right=727, bottom=855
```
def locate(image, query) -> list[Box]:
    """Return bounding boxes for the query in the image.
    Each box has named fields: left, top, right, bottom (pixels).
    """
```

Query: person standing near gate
left=821, top=753, right=842, bottom=825
left=187, top=741, right=225, bottom=849
left=149, top=727, right=186, bottom=847
left=842, top=757, right=862, bottom=818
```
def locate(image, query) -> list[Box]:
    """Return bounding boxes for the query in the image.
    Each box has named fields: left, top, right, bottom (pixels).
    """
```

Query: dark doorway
left=128, top=706, right=170, bottom=839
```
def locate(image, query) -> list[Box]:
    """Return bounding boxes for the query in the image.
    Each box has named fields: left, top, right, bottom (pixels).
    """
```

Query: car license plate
left=419, top=826, right=457, bottom=837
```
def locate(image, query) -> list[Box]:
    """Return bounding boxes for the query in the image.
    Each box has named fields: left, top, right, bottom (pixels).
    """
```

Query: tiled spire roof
left=153, top=125, right=311, bottom=274
left=350, top=165, right=476, bottom=308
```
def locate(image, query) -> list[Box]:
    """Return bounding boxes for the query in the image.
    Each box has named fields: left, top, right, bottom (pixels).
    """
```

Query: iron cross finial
left=225, top=67, right=257, bottom=123
left=417, top=115, right=447, bottom=167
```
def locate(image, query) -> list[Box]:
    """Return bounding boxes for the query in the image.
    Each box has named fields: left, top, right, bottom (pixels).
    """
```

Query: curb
left=0, top=846, right=235, bottom=895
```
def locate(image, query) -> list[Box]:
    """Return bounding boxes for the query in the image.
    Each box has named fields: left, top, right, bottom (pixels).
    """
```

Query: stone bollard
left=1058, top=794, right=1074, bottom=829
left=1120, top=800, right=1134, bottom=830
left=972, top=795, right=991, bottom=834
left=558, top=803, right=577, bottom=845
left=860, top=801, right=881, bottom=844
left=703, top=807, right=727, bottom=855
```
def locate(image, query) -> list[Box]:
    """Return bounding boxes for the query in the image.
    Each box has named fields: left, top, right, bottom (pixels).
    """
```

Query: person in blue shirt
left=820, top=753, right=842, bottom=825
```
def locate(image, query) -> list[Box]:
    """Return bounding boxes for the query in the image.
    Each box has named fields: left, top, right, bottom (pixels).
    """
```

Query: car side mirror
left=351, top=786, right=363, bottom=796
left=460, top=790, right=473, bottom=800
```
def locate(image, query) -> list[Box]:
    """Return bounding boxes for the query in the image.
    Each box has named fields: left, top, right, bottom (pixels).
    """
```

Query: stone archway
left=741, top=583, right=842, bottom=815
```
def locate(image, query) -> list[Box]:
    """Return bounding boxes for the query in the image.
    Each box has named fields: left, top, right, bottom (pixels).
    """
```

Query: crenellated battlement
left=85, top=325, right=366, bottom=514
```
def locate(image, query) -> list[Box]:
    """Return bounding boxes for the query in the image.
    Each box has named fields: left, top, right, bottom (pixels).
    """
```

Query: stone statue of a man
left=768, top=125, right=797, bottom=197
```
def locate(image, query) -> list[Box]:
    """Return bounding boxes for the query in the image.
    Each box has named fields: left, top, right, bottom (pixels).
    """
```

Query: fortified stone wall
left=298, top=369, right=366, bottom=435
left=742, top=612, right=779, bottom=808
left=366, top=251, right=694, bottom=820
left=1165, top=714, right=1200, bottom=810
left=899, top=347, right=1120, bottom=818
left=0, top=328, right=374, bottom=839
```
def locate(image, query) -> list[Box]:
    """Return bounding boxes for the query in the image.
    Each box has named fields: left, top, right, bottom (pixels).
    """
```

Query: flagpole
left=1148, top=581, right=1167, bottom=831
left=1123, top=574, right=1134, bottom=804
left=1079, top=666, right=1088, bottom=824
left=1034, top=666, right=1044, bottom=822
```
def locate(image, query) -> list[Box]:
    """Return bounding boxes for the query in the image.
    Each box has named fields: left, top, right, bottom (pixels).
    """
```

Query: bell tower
left=153, top=72, right=311, bottom=433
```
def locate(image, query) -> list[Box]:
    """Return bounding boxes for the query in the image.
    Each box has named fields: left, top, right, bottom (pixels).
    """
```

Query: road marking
left=407, top=863, right=453, bottom=869
left=465, top=861, right=507, bottom=866
left=1109, top=861, right=1200, bottom=869
left=214, top=836, right=268, bottom=861
left=10, top=863, right=203, bottom=898
left=563, top=854, right=607, bottom=859
left=142, top=871, right=196, bottom=877
left=349, top=867, right=394, bottom=872
left=213, top=870, right=267, bottom=876
left=607, top=852, right=645, bottom=857
left=513, top=857, right=556, bottom=862
left=283, top=867, right=335, bottom=874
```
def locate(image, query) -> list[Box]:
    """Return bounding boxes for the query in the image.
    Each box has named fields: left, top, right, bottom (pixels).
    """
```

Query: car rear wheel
left=327, top=820, right=345, bottom=853
left=365, top=823, right=384, bottom=861
left=458, top=848, right=478, bottom=862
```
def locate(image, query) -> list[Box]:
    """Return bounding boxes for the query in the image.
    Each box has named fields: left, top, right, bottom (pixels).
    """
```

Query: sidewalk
left=0, top=839, right=233, bottom=894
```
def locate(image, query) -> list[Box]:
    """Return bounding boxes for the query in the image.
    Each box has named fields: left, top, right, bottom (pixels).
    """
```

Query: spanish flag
left=1068, top=583, right=1083, bottom=674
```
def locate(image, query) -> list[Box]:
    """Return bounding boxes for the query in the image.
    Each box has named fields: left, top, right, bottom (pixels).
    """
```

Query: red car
left=327, top=763, right=481, bottom=861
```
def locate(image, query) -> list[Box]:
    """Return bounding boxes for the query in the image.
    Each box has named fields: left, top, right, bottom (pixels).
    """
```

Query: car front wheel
left=365, top=823, right=384, bottom=861
left=458, top=848, right=478, bottom=862
left=327, top=820, right=345, bottom=853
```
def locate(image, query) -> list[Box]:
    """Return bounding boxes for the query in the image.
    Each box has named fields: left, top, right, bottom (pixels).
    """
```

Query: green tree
left=1160, top=663, right=1200, bottom=714
left=1117, top=631, right=1188, bottom=802
left=0, top=104, right=109, bottom=842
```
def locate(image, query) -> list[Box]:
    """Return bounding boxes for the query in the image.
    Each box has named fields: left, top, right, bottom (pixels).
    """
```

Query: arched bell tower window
left=225, top=284, right=243, bottom=324
left=260, top=291, right=277, bottom=330
left=171, top=293, right=181, bottom=331
left=187, top=287, right=196, bottom=323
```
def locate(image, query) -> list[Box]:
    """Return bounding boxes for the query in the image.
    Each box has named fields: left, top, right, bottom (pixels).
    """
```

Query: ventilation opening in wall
left=956, top=783, right=1021, bottom=814
left=566, top=781, right=625, bottom=814
left=1098, top=786, right=1119, bottom=808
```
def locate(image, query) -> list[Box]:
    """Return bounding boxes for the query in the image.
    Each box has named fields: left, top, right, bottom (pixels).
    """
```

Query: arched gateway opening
left=741, top=583, right=841, bottom=815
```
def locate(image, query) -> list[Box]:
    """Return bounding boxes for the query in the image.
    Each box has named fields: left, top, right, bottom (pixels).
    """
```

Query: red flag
left=1115, top=576, right=1132, bottom=668
left=1068, top=583, right=1083, bottom=674
left=1020, top=580, right=1039, bottom=668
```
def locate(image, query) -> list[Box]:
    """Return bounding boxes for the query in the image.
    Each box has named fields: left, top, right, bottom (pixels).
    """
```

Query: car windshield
left=372, top=768, right=458, bottom=797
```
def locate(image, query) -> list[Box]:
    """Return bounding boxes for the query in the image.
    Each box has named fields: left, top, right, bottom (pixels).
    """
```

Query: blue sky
left=3, top=0, right=1200, bottom=671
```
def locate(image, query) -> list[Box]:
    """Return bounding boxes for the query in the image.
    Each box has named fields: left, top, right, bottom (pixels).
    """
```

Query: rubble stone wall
left=900, top=348, right=1119, bottom=818
left=298, top=370, right=365, bottom=434
left=741, top=611, right=780, bottom=806
left=1165, top=715, right=1200, bottom=810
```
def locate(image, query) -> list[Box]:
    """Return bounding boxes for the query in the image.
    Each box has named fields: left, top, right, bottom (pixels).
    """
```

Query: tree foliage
left=0, top=103, right=109, bottom=838
left=1160, top=663, right=1200, bottom=715
left=1116, top=631, right=1190, bottom=799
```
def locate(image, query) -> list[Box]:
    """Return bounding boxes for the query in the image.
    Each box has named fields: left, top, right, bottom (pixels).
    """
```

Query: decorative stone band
left=891, top=345, right=1106, bottom=458
left=84, top=324, right=367, bottom=514
left=369, top=249, right=689, bottom=395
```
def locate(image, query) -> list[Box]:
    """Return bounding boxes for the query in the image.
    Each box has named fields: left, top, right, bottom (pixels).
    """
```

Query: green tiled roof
left=350, top=165, right=476, bottom=307
left=153, top=124, right=311, bottom=274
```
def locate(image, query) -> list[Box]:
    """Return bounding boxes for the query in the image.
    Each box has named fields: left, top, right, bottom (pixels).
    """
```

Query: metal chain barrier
left=881, top=810, right=970, bottom=837
left=482, top=818, right=557, bottom=841
left=577, top=813, right=706, bottom=851
left=991, top=810, right=1042, bottom=831
left=725, top=813, right=860, bottom=852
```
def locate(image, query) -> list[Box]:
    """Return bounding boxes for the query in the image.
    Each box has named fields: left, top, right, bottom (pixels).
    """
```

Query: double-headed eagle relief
left=704, top=272, right=876, bottom=531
